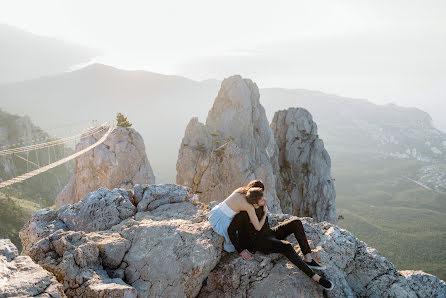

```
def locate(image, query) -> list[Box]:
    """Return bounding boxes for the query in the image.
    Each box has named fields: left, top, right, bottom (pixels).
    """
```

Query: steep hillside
left=334, top=155, right=446, bottom=280
left=0, top=109, right=73, bottom=205
left=0, top=190, right=40, bottom=251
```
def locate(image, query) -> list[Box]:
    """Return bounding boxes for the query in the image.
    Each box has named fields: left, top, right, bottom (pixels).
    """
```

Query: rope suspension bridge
left=0, top=121, right=116, bottom=189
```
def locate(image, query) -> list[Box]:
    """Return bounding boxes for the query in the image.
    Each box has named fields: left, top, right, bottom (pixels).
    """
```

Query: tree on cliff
left=116, top=113, right=132, bottom=127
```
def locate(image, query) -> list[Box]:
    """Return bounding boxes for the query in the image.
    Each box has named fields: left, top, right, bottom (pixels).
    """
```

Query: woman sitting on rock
left=227, top=180, right=334, bottom=291
left=209, top=180, right=268, bottom=252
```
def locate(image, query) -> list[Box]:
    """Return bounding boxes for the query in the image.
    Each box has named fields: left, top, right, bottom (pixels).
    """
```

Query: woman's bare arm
left=246, top=206, right=267, bottom=231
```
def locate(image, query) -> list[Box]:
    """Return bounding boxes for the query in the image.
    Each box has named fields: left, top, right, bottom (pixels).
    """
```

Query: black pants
left=255, top=219, right=315, bottom=278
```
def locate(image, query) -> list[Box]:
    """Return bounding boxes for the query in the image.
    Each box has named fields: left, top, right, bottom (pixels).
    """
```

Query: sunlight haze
left=1, top=0, right=445, bottom=129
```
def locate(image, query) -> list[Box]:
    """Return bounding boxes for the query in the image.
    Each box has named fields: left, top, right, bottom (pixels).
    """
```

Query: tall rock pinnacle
left=272, top=107, right=337, bottom=223
left=176, top=75, right=282, bottom=213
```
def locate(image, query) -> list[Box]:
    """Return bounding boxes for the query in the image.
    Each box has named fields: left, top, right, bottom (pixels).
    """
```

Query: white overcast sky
left=1, top=0, right=446, bottom=129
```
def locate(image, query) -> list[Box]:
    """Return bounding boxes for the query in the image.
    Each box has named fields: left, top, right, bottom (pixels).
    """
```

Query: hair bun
left=247, top=186, right=263, bottom=193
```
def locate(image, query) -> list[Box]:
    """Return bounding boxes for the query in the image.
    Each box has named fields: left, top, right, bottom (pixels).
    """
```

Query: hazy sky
left=1, top=0, right=445, bottom=129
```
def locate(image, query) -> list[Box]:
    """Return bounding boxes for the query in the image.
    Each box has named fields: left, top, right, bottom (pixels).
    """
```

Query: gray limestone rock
left=20, top=184, right=222, bottom=298
left=272, top=107, right=337, bottom=223
left=57, top=188, right=136, bottom=232
left=19, top=185, right=445, bottom=298
left=201, top=214, right=446, bottom=298
left=19, top=208, right=68, bottom=256
left=134, top=183, right=193, bottom=212
left=0, top=239, right=66, bottom=297
left=177, top=75, right=282, bottom=213
left=120, top=202, right=222, bottom=297
left=400, top=270, right=446, bottom=297
left=25, top=229, right=136, bottom=298
left=199, top=251, right=324, bottom=298
left=0, top=239, right=18, bottom=262
left=55, top=127, right=155, bottom=209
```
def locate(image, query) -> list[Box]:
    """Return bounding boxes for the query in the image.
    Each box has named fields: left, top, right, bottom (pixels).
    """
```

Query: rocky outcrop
left=200, top=214, right=446, bottom=297
left=400, top=270, right=446, bottom=297
left=199, top=251, right=324, bottom=297
left=0, top=238, right=66, bottom=297
left=20, top=185, right=445, bottom=297
left=21, top=185, right=222, bottom=297
left=55, top=127, right=155, bottom=209
left=0, top=239, right=18, bottom=262
left=176, top=75, right=282, bottom=213
left=272, top=108, right=337, bottom=223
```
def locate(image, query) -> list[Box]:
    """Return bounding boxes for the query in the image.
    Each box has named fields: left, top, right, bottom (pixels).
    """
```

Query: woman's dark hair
left=247, top=179, right=265, bottom=191
left=235, top=179, right=265, bottom=194
left=245, top=187, right=264, bottom=204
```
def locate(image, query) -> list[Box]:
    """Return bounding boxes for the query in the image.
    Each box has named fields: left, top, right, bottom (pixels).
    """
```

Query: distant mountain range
left=0, top=24, right=98, bottom=84
left=1, top=63, right=445, bottom=182
left=260, top=88, right=446, bottom=162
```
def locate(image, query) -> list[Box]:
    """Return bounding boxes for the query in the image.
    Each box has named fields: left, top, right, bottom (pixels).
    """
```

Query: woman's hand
left=240, top=249, right=252, bottom=261
left=263, top=203, right=268, bottom=214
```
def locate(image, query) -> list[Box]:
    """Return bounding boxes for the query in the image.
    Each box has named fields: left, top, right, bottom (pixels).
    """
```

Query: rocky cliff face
left=272, top=108, right=337, bottom=223
left=176, top=75, right=282, bottom=213
left=55, top=127, right=155, bottom=209
left=15, top=185, right=446, bottom=297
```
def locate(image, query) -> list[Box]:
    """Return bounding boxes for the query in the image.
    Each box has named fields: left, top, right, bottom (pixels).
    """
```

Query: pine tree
left=116, top=113, right=132, bottom=127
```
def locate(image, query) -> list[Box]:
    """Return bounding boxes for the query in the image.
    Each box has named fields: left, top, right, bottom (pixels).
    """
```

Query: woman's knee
left=281, top=242, right=295, bottom=253
left=289, top=219, right=303, bottom=229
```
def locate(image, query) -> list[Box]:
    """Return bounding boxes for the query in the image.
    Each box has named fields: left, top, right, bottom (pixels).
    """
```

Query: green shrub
left=116, top=113, right=132, bottom=127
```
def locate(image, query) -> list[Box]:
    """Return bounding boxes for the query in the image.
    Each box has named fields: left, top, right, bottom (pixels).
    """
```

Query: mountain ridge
left=0, top=24, right=99, bottom=84
left=1, top=64, right=444, bottom=181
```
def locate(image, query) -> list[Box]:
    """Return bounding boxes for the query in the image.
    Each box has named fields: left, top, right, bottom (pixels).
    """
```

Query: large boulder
left=55, top=126, right=155, bottom=209
left=272, top=108, right=337, bottom=223
left=177, top=75, right=282, bottom=213
left=19, top=208, right=68, bottom=256
left=0, top=238, right=66, bottom=297
left=21, top=184, right=223, bottom=297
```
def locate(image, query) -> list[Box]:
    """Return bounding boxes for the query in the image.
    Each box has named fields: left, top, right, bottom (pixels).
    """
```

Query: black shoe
left=318, top=277, right=334, bottom=291
left=305, top=259, right=326, bottom=270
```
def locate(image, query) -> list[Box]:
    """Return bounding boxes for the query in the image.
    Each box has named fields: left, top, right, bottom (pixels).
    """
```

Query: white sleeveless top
left=220, top=201, right=237, bottom=218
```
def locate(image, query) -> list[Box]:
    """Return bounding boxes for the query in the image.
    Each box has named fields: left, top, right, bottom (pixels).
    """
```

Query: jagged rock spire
left=176, top=75, right=282, bottom=213
left=272, top=107, right=337, bottom=223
